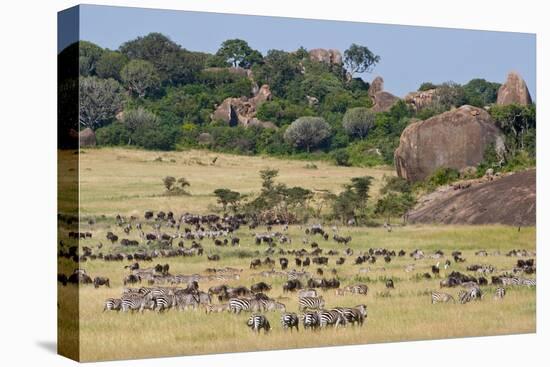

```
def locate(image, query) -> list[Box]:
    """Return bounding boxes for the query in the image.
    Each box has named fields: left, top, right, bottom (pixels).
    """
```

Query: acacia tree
left=213, top=188, right=242, bottom=213
left=216, top=39, right=262, bottom=68
left=79, top=76, right=123, bottom=129
left=121, top=59, right=160, bottom=98
left=284, top=117, right=331, bottom=152
left=342, top=107, right=376, bottom=139
left=344, top=44, right=380, bottom=78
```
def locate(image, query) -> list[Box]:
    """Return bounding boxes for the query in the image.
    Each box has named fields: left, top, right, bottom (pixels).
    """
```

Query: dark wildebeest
left=57, top=273, right=68, bottom=286
left=93, top=277, right=110, bottom=288
left=279, top=257, right=289, bottom=270
left=123, top=274, right=141, bottom=285
left=251, top=282, right=272, bottom=293
left=250, top=259, right=262, bottom=269
left=386, top=279, right=395, bottom=289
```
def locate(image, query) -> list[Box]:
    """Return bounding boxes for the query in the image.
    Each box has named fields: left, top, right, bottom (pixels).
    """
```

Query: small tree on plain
left=284, top=117, right=331, bottom=152
left=342, top=107, right=376, bottom=139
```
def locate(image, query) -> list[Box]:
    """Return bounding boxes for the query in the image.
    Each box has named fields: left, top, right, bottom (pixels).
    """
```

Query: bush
left=284, top=116, right=331, bottom=152
left=427, top=167, right=460, bottom=187
left=342, top=107, right=375, bottom=139
left=332, top=149, right=351, bottom=166
left=95, top=123, right=131, bottom=146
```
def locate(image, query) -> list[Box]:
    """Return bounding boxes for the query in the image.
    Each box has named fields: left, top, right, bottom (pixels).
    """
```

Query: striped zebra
left=298, top=289, right=317, bottom=298
left=280, top=312, right=299, bottom=331
left=431, top=291, right=455, bottom=304
left=247, top=314, right=271, bottom=333
left=153, top=294, right=177, bottom=312
left=519, top=278, right=536, bottom=287
left=121, top=293, right=154, bottom=312
left=204, top=303, right=230, bottom=314
left=494, top=287, right=506, bottom=300
left=344, top=284, right=369, bottom=295
left=229, top=298, right=264, bottom=314
left=302, top=311, right=320, bottom=330
left=331, top=306, right=365, bottom=326
left=175, top=293, right=200, bottom=310
left=103, top=298, right=122, bottom=312
left=298, top=296, right=325, bottom=311
left=318, top=310, right=346, bottom=328
left=458, top=287, right=482, bottom=304
left=499, top=277, right=522, bottom=286
left=265, top=300, right=286, bottom=312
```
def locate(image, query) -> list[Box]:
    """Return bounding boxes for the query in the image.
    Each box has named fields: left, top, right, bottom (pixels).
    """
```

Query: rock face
left=404, top=89, right=437, bottom=111
left=79, top=128, right=96, bottom=147
left=407, top=169, right=535, bottom=226
left=497, top=72, right=532, bottom=106
left=308, top=49, right=342, bottom=65
left=211, top=84, right=276, bottom=129
left=394, top=105, right=505, bottom=182
left=368, top=76, right=399, bottom=112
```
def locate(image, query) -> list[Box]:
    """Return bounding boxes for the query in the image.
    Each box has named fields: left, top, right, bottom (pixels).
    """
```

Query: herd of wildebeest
left=58, top=211, right=536, bottom=333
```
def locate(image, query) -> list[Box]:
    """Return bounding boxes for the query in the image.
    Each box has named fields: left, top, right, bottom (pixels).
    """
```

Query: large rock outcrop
left=368, top=76, right=399, bottom=112
left=404, top=89, right=437, bottom=111
left=407, top=169, right=535, bottom=226
left=308, top=49, right=342, bottom=65
left=497, top=71, right=532, bottom=106
left=79, top=128, right=96, bottom=147
left=211, top=85, right=276, bottom=129
left=394, top=105, right=505, bottom=182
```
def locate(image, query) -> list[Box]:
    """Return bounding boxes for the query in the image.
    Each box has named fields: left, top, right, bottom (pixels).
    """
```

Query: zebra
left=458, top=287, right=482, bottom=304
left=153, top=294, right=177, bottom=312
left=331, top=306, right=365, bottom=326
left=197, top=291, right=212, bottom=305
left=298, top=296, right=325, bottom=311
left=280, top=313, right=299, bottom=332
left=298, top=288, right=317, bottom=298
left=318, top=309, right=346, bottom=328
left=175, top=293, right=200, bottom=310
left=302, top=311, right=320, bottom=330
left=519, top=278, right=536, bottom=287
left=494, top=287, right=506, bottom=300
left=204, top=303, right=230, bottom=314
left=265, top=300, right=286, bottom=312
left=247, top=314, right=271, bottom=334
left=499, top=277, right=522, bottom=286
left=103, top=298, right=122, bottom=312
left=344, top=284, right=369, bottom=295
left=229, top=298, right=264, bottom=314
left=431, top=291, right=456, bottom=304
left=121, top=293, right=154, bottom=312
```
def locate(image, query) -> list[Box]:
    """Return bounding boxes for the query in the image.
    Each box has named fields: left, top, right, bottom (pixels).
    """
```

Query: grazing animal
left=247, top=314, right=271, bottom=333
left=92, top=277, right=110, bottom=289
left=332, top=306, right=366, bottom=326
left=385, top=279, right=395, bottom=289
left=251, top=282, right=272, bottom=293
left=494, top=287, right=506, bottom=300
left=298, top=296, right=325, bottom=311
left=204, top=303, right=230, bottom=314
left=281, top=313, right=299, bottom=331
left=298, top=289, right=318, bottom=298
left=431, top=291, right=455, bottom=304
left=250, top=259, right=262, bottom=269
left=229, top=298, right=264, bottom=314
left=344, top=284, right=369, bottom=295
left=302, top=311, right=320, bottom=330
left=317, top=310, right=346, bottom=328
left=103, top=298, right=122, bottom=312
left=458, top=287, right=482, bottom=304
left=279, top=257, right=289, bottom=270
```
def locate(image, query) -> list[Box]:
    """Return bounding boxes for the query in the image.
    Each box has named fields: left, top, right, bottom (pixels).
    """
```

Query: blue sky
left=60, top=4, right=536, bottom=99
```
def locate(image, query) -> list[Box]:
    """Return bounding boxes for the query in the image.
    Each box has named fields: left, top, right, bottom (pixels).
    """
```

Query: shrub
left=95, top=123, right=131, bottom=146
left=284, top=116, right=331, bottom=152
left=427, top=167, right=460, bottom=187
left=342, top=107, right=376, bottom=139
left=332, top=149, right=351, bottom=166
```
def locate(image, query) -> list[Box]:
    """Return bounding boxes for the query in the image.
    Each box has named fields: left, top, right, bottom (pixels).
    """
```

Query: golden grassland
left=57, top=148, right=536, bottom=361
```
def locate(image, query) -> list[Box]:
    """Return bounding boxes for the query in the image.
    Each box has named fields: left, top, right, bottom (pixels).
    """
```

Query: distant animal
left=302, top=311, right=320, bottom=330
left=385, top=279, right=394, bottom=289
left=93, top=277, right=110, bottom=288
left=103, top=298, right=122, bottom=312
left=298, top=289, right=318, bottom=298
left=280, top=313, right=299, bottom=331
left=251, top=282, right=272, bottom=293
left=250, top=259, right=262, bottom=269
left=247, top=314, right=271, bottom=333
left=279, top=257, right=289, bottom=270
left=298, top=296, right=325, bottom=311
left=431, top=291, right=455, bottom=304
left=494, top=287, right=506, bottom=300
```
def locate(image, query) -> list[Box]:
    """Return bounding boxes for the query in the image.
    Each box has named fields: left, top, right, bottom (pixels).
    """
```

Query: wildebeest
left=385, top=279, right=394, bottom=289
left=57, top=273, right=68, bottom=286
left=123, top=274, right=141, bottom=285
left=279, top=257, right=289, bottom=270
left=283, top=279, right=303, bottom=292
left=207, top=254, right=220, bottom=261
left=251, top=282, right=272, bottom=293
left=250, top=259, right=262, bottom=269
left=93, top=277, right=110, bottom=288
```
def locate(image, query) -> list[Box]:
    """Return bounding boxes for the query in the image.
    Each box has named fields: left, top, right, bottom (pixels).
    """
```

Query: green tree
left=374, top=192, right=415, bottom=224
left=433, top=81, right=467, bottom=110
left=79, top=76, right=123, bottom=129
left=490, top=104, right=536, bottom=153
left=342, top=107, right=376, bottom=139
left=463, top=78, right=500, bottom=107
left=95, top=123, right=131, bottom=146
left=121, top=59, right=160, bottom=98
left=79, top=41, right=104, bottom=76
left=344, top=43, right=380, bottom=78
left=418, top=82, right=437, bottom=91
left=284, top=117, right=331, bottom=152
left=95, top=51, right=128, bottom=81
left=122, top=107, right=160, bottom=134
left=213, top=188, right=242, bottom=213
left=216, top=39, right=262, bottom=68
left=253, top=50, right=301, bottom=97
